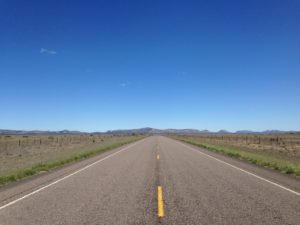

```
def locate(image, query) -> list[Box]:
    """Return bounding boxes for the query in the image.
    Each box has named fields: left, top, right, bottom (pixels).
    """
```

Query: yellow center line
left=157, top=186, right=164, bottom=217
left=157, top=154, right=160, bottom=160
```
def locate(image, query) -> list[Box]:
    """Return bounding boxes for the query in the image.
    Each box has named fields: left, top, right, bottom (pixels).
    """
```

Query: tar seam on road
left=178, top=141, right=300, bottom=196
left=157, top=186, right=164, bottom=217
left=0, top=140, right=145, bottom=211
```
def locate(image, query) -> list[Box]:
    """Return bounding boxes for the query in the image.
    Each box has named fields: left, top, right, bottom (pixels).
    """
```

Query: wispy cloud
left=120, top=82, right=130, bottom=87
left=40, top=48, right=57, bottom=55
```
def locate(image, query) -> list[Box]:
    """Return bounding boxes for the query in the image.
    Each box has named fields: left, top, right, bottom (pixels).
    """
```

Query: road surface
left=0, top=136, right=299, bottom=224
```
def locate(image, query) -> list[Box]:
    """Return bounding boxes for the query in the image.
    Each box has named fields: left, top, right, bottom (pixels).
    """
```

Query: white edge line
left=177, top=141, right=300, bottom=196
left=0, top=140, right=144, bottom=211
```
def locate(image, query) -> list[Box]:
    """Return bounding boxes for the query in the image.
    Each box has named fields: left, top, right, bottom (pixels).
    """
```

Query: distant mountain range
left=0, top=128, right=297, bottom=135
left=0, top=129, right=85, bottom=135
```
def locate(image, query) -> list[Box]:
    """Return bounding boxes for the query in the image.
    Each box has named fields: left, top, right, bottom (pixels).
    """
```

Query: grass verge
left=0, top=136, right=145, bottom=186
left=173, top=137, right=300, bottom=176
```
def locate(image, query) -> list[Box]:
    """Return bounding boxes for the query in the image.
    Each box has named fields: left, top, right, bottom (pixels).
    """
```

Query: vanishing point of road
left=0, top=136, right=299, bottom=225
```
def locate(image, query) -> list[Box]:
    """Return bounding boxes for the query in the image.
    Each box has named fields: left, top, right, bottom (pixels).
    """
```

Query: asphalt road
left=0, top=136, right=299, bottom=225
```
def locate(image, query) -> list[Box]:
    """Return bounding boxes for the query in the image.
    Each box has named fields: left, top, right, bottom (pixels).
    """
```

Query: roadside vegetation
left=171, top=134, right=300, bottom=177
left=0, top=135, right=144, bottom=186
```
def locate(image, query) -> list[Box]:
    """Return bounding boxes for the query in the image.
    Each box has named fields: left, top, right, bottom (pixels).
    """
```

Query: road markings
left=178, top=141, right=300, bottom=196
left=0, top=140, right=144, bottom=211
left=157, top=186, right=164, bottom=217
left=157, top=154, right=160, bottom=160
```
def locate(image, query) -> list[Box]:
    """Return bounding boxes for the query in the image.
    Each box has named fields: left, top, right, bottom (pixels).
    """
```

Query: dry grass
left=170, top=133, right=300, bottom=176
left=0, top=134, right=143, bottom=185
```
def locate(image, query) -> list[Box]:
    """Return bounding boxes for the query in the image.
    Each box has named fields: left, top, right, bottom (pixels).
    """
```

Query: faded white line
left=0, top=140, right=144, bottom=211
left=177, top=141, right=300, bottom=196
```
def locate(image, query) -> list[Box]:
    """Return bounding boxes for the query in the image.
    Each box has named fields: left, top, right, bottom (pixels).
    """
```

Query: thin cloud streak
left=40, top=48, right=57, bottom=55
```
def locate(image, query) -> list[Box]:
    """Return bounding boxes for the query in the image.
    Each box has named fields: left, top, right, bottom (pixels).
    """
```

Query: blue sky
left=1, top=0, right=299, bottom=132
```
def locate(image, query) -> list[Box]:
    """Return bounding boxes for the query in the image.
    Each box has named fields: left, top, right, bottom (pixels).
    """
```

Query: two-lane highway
left=0, top=136, right=299, bottom=225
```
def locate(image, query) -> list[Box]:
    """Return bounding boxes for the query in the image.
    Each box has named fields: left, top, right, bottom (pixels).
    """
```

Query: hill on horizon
left=0, top=128, right=297, bottom=135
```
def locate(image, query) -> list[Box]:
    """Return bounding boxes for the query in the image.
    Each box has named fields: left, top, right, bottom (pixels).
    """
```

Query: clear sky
left=1, top=0, right=299, bottom=132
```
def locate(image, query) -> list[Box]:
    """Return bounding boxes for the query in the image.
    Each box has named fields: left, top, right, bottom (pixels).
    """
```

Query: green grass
left=0, top=136, right=144, bottom=186
left=173, top=137, right=300, bottom=176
